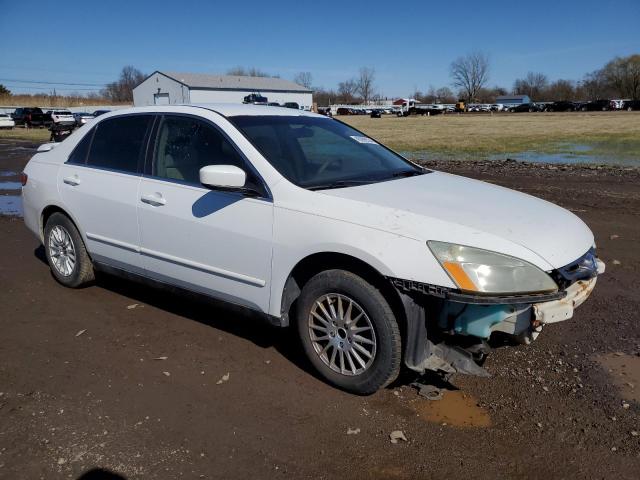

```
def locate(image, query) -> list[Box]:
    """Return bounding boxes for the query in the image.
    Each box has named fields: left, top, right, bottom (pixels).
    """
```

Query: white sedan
left=0, top=113, right=15, bottom=129
left=21, top=105, right=604, bottom=394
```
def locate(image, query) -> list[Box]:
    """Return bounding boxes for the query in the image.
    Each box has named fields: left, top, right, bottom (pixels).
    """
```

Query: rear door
left=58, top=114, right=154, bottom=273
left=137, top=114, right=274, bottom=312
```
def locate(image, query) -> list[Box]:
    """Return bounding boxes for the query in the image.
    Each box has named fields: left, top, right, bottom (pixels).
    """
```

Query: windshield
left=229, top=115, right=424, bottom=189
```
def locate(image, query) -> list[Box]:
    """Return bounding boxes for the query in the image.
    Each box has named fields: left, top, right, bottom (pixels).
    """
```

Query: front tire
left=44, top=213, right=94, bottom=288
left=296, top=270, right=401, bottom=395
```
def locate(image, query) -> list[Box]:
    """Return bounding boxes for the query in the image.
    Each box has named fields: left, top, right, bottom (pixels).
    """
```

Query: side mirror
left=37, top=143, right=58, bottom=152
left=199, top=165, right=246, bottom=189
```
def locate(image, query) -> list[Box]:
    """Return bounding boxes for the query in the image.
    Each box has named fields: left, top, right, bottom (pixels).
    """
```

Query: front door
left=137, top=114, right=273, bottom=312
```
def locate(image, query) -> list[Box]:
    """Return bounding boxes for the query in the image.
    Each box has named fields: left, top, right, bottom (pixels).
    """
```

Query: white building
left=133, top=71, right=312, bottom=109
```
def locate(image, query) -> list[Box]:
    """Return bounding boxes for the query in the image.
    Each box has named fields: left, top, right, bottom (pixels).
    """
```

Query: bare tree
left=545, top=79, right=576, bottom=101
left=337, top=79, right=358, bottom=103
left=101, top=65, right=146, bottom=103
left=226, top=66, right=276, bottom=77
left=355, top=67, right=376, bottom=104
left=313, top=88, right=336, bottom=106
left=450, top=52, right=490, bottom=103
left=0, top=84, right=11, bottom=97
left=435, top=87, right=455, bottom=103
left=513, top=72, right=548, bottom=100
left=579, top=69, right=613, bottom=100
left=602, top=55, right=640, bottom=99
left=293, top=72, right=313, bottom=89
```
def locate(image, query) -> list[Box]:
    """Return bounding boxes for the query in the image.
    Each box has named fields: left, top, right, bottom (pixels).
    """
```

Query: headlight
left=427, top=241, right=558, bottom=294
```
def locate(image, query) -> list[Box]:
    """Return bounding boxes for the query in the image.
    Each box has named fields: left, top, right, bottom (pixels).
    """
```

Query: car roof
left=102, top=103, right=320, bottom=119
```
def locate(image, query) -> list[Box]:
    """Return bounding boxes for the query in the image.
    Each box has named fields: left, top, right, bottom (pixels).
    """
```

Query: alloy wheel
left=308, top=293, right=377, bottom=376
left=48, top=225, right=76, bottom=277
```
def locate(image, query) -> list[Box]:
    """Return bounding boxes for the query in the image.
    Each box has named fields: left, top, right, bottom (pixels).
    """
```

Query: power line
left=3, top=84, right=101, bottom=91
left=0, top=78, right=107, bottom=87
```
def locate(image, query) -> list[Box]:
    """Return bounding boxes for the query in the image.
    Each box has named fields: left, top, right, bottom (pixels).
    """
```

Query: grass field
left=340, top=111, right=640, bottom=161
left=0, top=127, right=51, bottom=142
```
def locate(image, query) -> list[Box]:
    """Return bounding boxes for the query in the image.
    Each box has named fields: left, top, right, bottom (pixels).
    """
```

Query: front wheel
left=296, top=270, right=401, bottom=395
left=44, top=212, right=95, bottom=288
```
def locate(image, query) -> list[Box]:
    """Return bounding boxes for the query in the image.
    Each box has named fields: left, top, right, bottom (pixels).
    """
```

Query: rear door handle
left=140, top=193, right=166, bottom=207
left=63, top=175, right=81, bottom=186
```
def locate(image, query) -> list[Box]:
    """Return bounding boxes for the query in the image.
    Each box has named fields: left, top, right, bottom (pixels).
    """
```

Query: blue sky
left=1, top=0, right=638, bottom=98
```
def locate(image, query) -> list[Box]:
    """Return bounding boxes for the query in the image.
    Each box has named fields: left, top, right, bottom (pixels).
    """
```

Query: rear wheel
left=44, top=213, right=94, bottom=288
left=296, top=269, right=401, bottom=395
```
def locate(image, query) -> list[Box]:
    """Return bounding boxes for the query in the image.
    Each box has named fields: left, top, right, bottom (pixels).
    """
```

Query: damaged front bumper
left=391, top=255, right=605, bottom=378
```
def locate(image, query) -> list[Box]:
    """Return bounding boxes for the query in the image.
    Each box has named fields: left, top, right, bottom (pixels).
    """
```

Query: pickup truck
left=11, top=107, right=52, bottom=127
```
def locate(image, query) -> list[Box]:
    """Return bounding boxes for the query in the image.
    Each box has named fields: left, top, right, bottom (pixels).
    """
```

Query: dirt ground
left=1, top=141, right=639, bottom=479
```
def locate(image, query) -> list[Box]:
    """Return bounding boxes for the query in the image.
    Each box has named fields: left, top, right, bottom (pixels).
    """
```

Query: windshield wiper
left=306, top=179, right=373, bottom=191
left=389, top=169, right=425, bottom=178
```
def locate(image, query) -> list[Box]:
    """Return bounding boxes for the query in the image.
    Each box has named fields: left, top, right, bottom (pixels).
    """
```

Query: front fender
left=268, top=207, right=455, bottom=318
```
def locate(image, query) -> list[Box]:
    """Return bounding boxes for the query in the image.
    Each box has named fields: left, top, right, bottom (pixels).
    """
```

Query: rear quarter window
left=86, top=115, right=153, bottom=173
left=67, top=128, right=94, bottom=165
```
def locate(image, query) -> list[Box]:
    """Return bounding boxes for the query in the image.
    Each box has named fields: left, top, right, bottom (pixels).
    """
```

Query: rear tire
left=44, top=212, right=94, bottom=288
left=296, top=269, right=401, bottom=395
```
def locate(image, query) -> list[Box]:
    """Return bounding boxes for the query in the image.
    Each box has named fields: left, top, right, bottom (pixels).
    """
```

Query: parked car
left=609, top=99, right=628, bottom=110
left=317, top=107, right=332, bottom=117
left=336, top=107, right=354, bottom=115
left=243, top=93, right=268, bottom=105
left=47, top=110, right=76, bottom=126
left=508, top=103, right=541, bottom=113
left=544, top=101, right=577, bottom=112
left=576, top=100, right=612, bottom=111
left=93, top=110, right=111, bottom=117
left=370, top=109, right=382, bottom=118
left=11, top=107, right=52, bottom=127
left=0, top=113, right=15, bottom=129
left=283, top=102, right=300, bottom=110
left=622, top=100, right=640, bottom=111
left=74, top=112, right=94, bottom=126
left=22, top=104, right=604, bottom=394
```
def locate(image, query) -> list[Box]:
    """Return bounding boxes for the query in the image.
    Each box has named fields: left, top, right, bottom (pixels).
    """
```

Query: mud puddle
left=0, top=195, right=23, bottom=216
left=409, top=390, right=492, bottom=427
left=596, top=353, right=640, bottom=402
left=0, top=181, right=21, bottom=190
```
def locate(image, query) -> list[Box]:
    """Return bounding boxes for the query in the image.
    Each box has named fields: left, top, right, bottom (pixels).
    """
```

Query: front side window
left=229, top=115, right=423, bottom=189
left=86, top=115, right=152, bottom=173
left=152, top=115, right=246, bottom=185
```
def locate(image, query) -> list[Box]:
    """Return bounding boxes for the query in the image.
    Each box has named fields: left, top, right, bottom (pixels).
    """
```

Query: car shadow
left=37, top=244, right=323, bottom=381
left=76, top=468, right=127, bottom=480
left=191, top=190, right=240, bottom=218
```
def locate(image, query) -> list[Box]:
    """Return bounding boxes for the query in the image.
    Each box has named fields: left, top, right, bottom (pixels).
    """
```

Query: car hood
left=320, top=171, right=594, bottom=269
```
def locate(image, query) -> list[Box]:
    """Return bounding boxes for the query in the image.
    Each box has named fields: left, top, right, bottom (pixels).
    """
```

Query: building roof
left=155, top=71, right=312, bottom=93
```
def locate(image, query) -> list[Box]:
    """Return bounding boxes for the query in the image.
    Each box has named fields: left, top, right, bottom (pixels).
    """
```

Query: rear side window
left=86, top=115, right=152, bottom=173
left=67, top=129, right=94, bottom=165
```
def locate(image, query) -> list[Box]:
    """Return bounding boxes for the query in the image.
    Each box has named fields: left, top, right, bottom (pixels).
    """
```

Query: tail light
left=20, top=172, right=28, bottom=186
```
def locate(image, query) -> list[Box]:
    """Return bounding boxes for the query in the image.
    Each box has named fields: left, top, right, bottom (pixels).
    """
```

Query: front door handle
left=140, top=193, right=166, bottom=207
left=63, top=175, right=81, bottom=186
